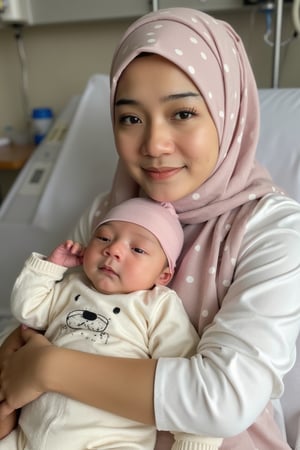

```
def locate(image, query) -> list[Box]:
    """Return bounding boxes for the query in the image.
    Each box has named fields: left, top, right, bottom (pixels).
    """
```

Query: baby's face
left=83, top=220, right=171, bottom=294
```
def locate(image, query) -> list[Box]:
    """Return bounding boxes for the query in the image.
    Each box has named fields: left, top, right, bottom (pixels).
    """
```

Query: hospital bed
left=0, top=74, right=300, bottom=448
left=0, top=74, right=117, bottom=324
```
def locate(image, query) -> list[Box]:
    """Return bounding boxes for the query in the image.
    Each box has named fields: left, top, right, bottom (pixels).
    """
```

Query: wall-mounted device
left=292, top=0, right=300, bottom=32
left=244, top=0, right=292, bottom=4
left=0, top=0, right=150, bottom=25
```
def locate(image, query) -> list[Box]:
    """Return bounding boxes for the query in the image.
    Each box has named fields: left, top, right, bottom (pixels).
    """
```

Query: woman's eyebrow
left=115, top=91, right=200, bottom=107
left=161, top=92, right=200, bottom=102
left=115, top=98, right=138, bottom=106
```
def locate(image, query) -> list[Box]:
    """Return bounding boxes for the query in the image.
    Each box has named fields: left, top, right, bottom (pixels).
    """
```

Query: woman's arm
left=49, top=346, right=157, bottom=424
left=0, top=326, right=157, bottom=425
left=155, top=195, right=300, bottom=437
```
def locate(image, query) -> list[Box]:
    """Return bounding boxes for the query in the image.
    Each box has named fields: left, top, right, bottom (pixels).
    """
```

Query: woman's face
left=113, top=55, right=219, bottom=202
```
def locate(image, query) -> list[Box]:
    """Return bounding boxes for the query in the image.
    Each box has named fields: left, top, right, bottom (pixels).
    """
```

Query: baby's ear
left=156, top=267, right=173, bottom=286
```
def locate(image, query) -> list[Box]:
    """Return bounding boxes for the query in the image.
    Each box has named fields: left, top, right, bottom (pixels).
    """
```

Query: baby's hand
left=47, top=240, right=85, bottom=267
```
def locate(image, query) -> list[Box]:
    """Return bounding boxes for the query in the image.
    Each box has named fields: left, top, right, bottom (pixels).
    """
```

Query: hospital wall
left=0, top=7, right=299, bottom=139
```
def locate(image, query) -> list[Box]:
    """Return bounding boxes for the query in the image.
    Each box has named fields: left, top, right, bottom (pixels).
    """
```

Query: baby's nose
left=104, top=241, right=122, bottom=259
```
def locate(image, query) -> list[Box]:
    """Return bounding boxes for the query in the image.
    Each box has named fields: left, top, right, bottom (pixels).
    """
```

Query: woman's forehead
left=115, top=54, right=201, bottom=98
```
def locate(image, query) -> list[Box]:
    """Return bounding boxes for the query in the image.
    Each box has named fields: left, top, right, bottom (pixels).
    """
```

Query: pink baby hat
left=96, top=197, right=184, bottom=274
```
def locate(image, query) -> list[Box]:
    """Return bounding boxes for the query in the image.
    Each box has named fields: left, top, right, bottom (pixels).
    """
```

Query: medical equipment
left=292, top=0, right=300, bottom=32
left=0, top=0, right=150, bottom=24
left=245, top=0, right=300, bottom=87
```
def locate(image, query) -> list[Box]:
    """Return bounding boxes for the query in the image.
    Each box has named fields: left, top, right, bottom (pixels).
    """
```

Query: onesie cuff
left=25, top=252, right=67, bottom=278
left=172, top=433, right=222, bottom=450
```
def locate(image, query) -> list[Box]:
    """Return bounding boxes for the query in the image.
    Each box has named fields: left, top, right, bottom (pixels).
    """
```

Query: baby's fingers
left=70, top=242, right=85, bottom=256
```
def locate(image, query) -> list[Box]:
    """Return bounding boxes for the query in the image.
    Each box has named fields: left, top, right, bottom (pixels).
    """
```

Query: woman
left=1, top=7, right=300, bottom=449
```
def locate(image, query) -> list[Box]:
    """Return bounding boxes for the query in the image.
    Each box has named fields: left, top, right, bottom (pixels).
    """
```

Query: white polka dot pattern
left=186, top=276, right=194, bottom=283
left=175, top=48, right=183, bottom=56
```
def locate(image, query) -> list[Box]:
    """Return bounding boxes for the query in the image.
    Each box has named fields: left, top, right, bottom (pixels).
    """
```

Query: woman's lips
left=143, top=167, right=182, bottom=180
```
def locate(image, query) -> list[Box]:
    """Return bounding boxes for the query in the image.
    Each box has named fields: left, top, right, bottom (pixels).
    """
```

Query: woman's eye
left=119, top=115, right=142, bottom=125
left=174, top=109, right=197, bottom=120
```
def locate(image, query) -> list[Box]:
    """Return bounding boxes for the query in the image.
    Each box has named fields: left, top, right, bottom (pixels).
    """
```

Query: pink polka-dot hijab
left=95, top=7, right=279, bottom=332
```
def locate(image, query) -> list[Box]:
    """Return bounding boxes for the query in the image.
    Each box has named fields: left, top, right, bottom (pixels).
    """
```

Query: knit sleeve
left=11, top=252, right=67, bottom=330
left=172, top=433, right=222, bottom=450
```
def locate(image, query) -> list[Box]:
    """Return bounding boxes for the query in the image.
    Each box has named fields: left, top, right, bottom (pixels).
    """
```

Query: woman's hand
left=0, top=326, right=24, bottom=366
left=0, top=326, right=52, bottom=417
left=0, top=411, right=18, bottom=439
left=0, top=326, right=25, bottom=435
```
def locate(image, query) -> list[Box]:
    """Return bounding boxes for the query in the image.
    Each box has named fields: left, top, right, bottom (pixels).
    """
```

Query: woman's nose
left=142, top=122, right=174, bottom=157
